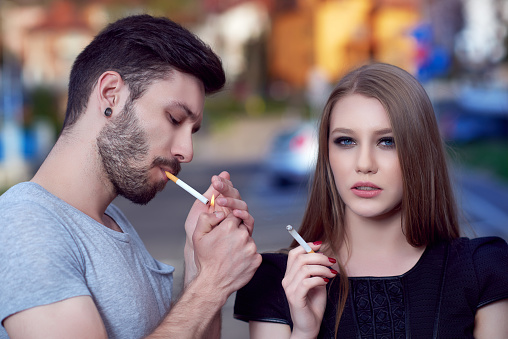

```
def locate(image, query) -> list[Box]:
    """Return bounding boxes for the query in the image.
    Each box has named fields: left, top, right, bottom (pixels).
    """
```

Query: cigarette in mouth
left=165, top=171, right=209, bottom=205
left=286, top=225, right=314, bottom=253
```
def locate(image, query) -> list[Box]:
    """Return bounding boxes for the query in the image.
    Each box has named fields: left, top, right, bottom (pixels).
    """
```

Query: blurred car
left=435, top=98, right=508, bottom=143
left=265, top=122, right=318, bottom=186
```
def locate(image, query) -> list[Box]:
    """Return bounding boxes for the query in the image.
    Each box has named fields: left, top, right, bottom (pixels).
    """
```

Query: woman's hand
left=282, top=242, right=337, bottom=339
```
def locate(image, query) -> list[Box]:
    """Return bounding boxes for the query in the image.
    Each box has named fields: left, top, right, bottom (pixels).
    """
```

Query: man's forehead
left=143, top=75, right=205, bottom=114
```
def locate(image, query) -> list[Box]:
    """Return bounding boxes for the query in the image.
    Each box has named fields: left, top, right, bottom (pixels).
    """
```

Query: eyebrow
left=168, top=101, right=199, bottom=120
left=330, top=127, right=393, bottom=135
left=374, top=128, right=393, bottom=135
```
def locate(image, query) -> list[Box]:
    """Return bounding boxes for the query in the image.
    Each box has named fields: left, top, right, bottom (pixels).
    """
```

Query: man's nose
left=171, top=132, right=193, bottom=163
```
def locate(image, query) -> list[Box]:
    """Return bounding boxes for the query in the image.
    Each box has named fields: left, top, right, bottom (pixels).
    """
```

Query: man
left=0, top=14, right=261, bottom=338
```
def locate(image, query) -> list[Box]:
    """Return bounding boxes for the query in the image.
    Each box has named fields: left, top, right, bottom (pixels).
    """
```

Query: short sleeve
left=471, top=237, right=508, bottom=308
left=234, top=252, right=292, bottom=327
left=0, top=201, right=89, bottom=324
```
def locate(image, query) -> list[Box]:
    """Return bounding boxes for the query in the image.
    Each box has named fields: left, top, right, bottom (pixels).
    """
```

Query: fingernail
left=214, top=211, right=224, bottom=218
left=216, top=178, right=224, bottom=189
left=313, top=241, right=322, bottom=245
left=328, top=257, right=336, bottom=264
left=216, top=197, right=227, bottom=205
left=330, top=269, right=338, bottom=275
left=323, top=277, right=329, bottom=283
left=213, top=176, right=222, bottom=187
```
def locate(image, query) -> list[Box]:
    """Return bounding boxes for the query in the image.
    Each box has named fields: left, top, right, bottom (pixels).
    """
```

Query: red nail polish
left=330, top=269, right=338, bottom=275
left=323, top=277, right=329, bottom=283
left=313, top=241, right=322, bottom=245
left=328, top=257, right=336, bottom=264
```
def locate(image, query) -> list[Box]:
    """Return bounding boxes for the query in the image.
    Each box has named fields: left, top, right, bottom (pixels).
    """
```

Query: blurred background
left=1, top=0, right=508, bottom=337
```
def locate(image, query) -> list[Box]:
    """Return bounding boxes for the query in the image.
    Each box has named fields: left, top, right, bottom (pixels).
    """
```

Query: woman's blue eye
left=334, top=137, right=355, bottom=146
left=379, top=137, right=395, bottom=148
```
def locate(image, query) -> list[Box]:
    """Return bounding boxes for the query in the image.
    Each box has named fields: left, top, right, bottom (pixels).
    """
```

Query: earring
left=104, top=107, right=112, bottom=117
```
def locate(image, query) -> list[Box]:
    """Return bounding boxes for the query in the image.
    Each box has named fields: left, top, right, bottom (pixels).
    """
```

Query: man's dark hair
left=62, top=14, right=225, bottom=130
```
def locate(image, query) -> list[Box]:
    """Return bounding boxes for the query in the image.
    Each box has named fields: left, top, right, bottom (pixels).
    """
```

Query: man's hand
left=183, top=171, right=254, bottom=284
left=192, top=211, right=261, bottom=301
left=152, top=210, right=261, bottom=339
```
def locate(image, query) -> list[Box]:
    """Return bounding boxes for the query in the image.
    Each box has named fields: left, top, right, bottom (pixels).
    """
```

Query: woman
left=234, top=63, right=508, bottom=338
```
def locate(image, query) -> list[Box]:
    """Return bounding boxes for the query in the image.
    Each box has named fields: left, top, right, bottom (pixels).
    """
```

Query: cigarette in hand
left=286, top=225, right=314, bottom=253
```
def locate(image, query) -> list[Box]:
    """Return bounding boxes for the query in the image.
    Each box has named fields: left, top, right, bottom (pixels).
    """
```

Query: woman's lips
left=351, top=182, right=382, bottom=198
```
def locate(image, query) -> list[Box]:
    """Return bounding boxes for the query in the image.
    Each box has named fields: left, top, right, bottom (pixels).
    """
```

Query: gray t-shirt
left=0, top=182, right=174, bottom=339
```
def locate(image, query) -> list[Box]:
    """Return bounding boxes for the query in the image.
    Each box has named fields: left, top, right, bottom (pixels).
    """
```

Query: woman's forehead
left=330, top=94, right=391, bottom=131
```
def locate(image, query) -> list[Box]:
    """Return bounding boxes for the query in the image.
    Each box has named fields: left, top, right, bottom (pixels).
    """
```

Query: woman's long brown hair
left=291, top=63, right=460, bottom=336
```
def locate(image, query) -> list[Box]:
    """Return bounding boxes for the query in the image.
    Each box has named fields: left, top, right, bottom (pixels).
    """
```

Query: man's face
left=97, top=71, right=205, bottom=204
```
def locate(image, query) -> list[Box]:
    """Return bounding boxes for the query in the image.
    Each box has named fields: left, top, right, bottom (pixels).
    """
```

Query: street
left=113, top=161, right=508, bottom=339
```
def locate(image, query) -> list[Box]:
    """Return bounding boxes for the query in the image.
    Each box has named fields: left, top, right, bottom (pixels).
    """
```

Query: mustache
left=152, top=156, right=181, bottom=176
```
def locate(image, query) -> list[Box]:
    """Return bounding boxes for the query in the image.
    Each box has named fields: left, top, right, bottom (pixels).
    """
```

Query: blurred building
left=0, top=0, right=107, bottom=187
left=201, top=0, right=424, bottom=89
left=268, top=0, right=422, bottom=89
left=2, top=1, right=106, bottom=98
left=455, top=0, right=508, bottom=72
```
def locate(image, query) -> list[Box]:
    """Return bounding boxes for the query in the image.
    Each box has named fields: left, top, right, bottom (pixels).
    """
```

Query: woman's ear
left=96, top=71, right=125, bottom=115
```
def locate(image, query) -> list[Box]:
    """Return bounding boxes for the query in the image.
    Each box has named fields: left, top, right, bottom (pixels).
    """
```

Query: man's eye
left=169, top=115, right=181, bottom=126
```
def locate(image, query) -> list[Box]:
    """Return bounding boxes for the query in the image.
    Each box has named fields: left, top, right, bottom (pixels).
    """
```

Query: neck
left=345, top=208, right=405, bottom=252
left=338, top=208, right=425, bottom=277
left=31, top=127, right=117, bottom=225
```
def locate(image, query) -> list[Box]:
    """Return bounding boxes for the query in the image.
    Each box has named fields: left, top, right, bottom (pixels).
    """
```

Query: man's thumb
left=193, top=211, right=225, bottom=240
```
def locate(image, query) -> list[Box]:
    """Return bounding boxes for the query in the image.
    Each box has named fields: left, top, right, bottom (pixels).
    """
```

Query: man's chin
left=128, top=195, right=155, bottom=205
left=120, top=182, right=165, bottom=205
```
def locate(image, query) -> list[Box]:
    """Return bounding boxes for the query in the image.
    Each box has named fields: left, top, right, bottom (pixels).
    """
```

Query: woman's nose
left=355, top=145, right=377, bottom=174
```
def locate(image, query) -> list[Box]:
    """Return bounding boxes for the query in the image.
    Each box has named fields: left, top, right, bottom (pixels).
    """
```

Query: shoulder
left=470, top=236, right=508, bottom=253
left=234, top=251, right=291, bottom=324
left=446, top=236, right=508, bottom=273
left=0, top=184, right=90, bottom=326
left=260, top=251, right=289, bottom=271
left=241, top=252, right=288, bottom=291
left=1, top=182, right=70, bottom=223
left=0, top=182, right=45, bottom=213
left=0, top=182, right=87, bottom=275
left=448, top=237, right=508, bottom=308
left=0, top=183, right=86, bottom=263
left=448, top=236, right=508, bottom=260
left=1, top=181, right=54, bottom=204
left=0, top=183, right=74, bottom=242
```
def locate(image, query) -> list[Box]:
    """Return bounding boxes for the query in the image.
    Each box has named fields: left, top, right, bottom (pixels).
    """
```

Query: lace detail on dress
left=350, top=278, right=406, bottom=339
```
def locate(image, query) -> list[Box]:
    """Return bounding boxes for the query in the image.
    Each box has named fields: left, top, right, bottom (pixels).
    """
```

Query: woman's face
left=328, top=93, right=403, bottom=219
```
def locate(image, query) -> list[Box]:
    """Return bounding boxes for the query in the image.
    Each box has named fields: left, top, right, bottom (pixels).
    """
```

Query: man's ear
left=96, top=71, right=126, bottom=114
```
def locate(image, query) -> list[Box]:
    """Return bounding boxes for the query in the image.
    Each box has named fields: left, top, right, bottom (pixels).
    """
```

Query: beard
left=96, top=99, right=181, bottom=205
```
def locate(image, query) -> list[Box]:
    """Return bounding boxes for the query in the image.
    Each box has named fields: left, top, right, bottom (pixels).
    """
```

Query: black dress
left=234, top=237, right=508, bottom=338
